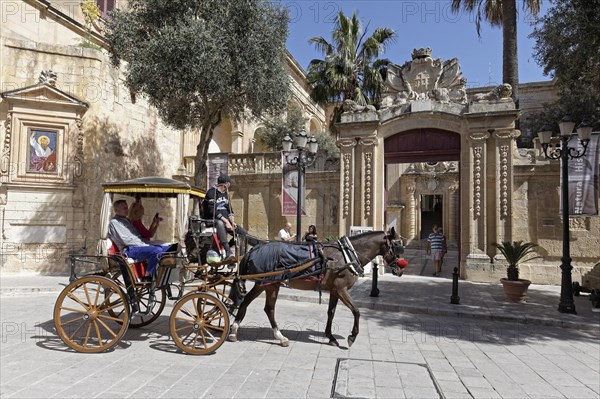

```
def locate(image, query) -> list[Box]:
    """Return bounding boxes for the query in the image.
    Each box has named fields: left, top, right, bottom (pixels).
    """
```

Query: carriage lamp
left=537, top=116, right=592, bottom=314
left=282, top=130, right=319, bottom=242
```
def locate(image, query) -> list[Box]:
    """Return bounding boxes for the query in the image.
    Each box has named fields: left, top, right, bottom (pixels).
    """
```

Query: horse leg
left=325, top=293, right=340, bottom=347
left=228, top=283, right=264, bottom=342
left=264, top=284, right=289, bottom=347
left=337, top=288, right=360, bottom=347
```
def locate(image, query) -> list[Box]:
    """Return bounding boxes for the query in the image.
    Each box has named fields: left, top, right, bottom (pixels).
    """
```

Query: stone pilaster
left=492, top=128, right=519, bottom=248
left=447, top=183, right=459, bottom=241
left=407, top=181, right=417, bottom=241
left=338, top=138, right=356, bottom=236
left=465, top=131, right=490, bottom=256
left=357, top=136, right=379, bottom=228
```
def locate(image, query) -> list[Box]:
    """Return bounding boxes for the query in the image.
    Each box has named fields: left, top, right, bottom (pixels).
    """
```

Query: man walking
left=427, top=224, right=444, bottom=277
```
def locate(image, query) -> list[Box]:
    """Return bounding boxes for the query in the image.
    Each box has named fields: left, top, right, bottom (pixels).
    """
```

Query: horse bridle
left=384, top=234, right=405, bottom=266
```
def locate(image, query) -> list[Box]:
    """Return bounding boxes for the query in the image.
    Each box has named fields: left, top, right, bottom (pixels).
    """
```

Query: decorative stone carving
left=382, top=47, right=468, bottom=108
left=38, top=70, right=58, bottom=86
left=404, top=161, right=459, bottom=175
left=342, top=100, right=376, bottom=113
left=73, top=118, right=84, bottom=178
left=364, top=151, right=372, bottom=217
left=343, top=153, right=352, bottom=216
left=427, top=176, right=439, bottom=191
left=499, top=144, right=509, bottom=218
left=472, top=83, right=512, bottom=103
left=473, top=147, right=483, bottom=218
left=338, top=138, right=358, bottom=148
left=1, top=111, right=12, bottom=174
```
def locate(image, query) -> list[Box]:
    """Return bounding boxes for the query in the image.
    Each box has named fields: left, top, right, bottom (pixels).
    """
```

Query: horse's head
left=383, top=227, right=408, bottom=277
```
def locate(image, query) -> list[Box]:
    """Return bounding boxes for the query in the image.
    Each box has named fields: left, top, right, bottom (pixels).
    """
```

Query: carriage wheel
left=106, top=270, right=166, bottom=328
left=54, top=275, right=130, bottom=353
left=129, top=286, right=167, bottom=328
left=199, top=280, right=234, bottom=311
left=169, top=292, right=230, bottom=355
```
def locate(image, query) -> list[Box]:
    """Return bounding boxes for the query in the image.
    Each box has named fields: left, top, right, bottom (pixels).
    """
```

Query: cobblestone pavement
left=1, top=291, right=599, bottom=398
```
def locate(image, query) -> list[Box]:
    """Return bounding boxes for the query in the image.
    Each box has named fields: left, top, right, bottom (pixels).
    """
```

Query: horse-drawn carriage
left=54, top=177, right=407, bottom=355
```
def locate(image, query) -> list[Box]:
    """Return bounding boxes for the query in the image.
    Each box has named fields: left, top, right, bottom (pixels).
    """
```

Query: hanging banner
left=207, top=153, right=229, bottom=189
left=563, top=133, right=599, bottom=216
left=282, top=150, right=306, bottom=216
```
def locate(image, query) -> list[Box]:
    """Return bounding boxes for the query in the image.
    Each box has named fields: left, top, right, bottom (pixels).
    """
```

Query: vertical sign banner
left=207, top=153, right=229, bottom=189
left=563, top=133, right=600, bottom=216
left=282, top=150, right=306, bottom=216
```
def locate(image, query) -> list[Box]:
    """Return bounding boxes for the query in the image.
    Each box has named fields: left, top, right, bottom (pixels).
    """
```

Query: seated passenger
left=202, top=174, right=248, bottom=259
left=108, top=199, right=176, bottom=278
left=129, top=201, right=162, bottom=240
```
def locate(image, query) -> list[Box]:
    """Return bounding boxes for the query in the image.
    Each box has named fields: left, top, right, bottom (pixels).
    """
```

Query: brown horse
left=227, top=228, right=405, bottom=347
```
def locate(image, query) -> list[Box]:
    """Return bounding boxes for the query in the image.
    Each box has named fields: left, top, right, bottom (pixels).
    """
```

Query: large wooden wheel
left=105, top=268, right=167, bottom=328
left=199, top=279, right=234, bottom=312
left=54, top=275, right=130, bottom=353
left=129, top=286, right=167, bottom=328
left=169, top=292, right=230, bottom=355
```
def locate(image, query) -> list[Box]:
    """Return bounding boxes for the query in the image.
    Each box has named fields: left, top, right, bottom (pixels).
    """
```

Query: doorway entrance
left=420, top=194, right=443, bottom=239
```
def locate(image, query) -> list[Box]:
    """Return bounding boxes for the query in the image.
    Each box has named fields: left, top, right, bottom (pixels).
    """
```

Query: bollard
left=370, top=260, right=380, bottom=297
left=450, top=267, right=460, bottom=304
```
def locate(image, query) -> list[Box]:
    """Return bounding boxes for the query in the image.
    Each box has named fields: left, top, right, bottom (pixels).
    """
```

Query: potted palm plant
left=492, top=241, right=540, bottom=302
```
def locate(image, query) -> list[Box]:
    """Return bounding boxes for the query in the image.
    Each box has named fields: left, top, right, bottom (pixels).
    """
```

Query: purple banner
left=282, top=150, right=306, bottom=216
left=563, top=133, right=599, bottom=216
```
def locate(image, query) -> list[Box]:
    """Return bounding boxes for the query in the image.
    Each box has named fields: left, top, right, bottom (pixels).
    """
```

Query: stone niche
left=0, top=70, right=88, bottom=273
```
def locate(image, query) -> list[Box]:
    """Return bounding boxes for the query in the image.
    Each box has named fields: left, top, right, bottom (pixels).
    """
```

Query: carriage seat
left=106, top=239, right=147, bottom=281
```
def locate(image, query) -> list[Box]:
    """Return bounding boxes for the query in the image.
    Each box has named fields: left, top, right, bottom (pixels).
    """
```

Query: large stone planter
left=500, top=278, right=531, bottom=302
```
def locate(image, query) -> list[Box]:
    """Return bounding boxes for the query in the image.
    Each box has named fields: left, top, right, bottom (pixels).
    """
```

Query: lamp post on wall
left=282, top=130, right=319, bottom=242
left=538, top=116, right=592, bottom=314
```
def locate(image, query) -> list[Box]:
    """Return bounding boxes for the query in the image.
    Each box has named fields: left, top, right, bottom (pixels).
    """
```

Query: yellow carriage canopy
left=98, top=177, right=205, bottom=256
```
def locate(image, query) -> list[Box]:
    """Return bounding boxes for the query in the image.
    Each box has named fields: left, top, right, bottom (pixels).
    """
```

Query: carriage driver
left=108, top=199, right=177, bottom=280
left=202, top=173, right=248, bottom=260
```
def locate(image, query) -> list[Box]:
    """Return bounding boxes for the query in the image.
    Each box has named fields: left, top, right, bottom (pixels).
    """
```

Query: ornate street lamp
left=282, top=130, right=319, bottom=242
left=538, top=116, right=592, bottom=314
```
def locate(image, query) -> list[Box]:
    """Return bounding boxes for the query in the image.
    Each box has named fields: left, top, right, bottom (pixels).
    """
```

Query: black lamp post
left=282, top=130, right=318, bottom=242
left=538, top=116, right=592, bottom=314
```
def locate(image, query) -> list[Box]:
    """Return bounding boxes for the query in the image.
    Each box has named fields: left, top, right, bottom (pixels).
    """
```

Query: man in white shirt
left=278, top=222, right=296, bottom=242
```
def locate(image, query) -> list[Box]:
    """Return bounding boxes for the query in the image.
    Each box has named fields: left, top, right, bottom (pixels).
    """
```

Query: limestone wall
left=1, top=6, right=182, bottom=273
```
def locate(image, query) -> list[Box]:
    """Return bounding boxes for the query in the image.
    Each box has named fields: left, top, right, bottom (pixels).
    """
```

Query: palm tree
left=492, top=241, right=539, bottom=281
left=451, top=0, right=542, bottom=104
left=306, top=11, right=395, bottom=127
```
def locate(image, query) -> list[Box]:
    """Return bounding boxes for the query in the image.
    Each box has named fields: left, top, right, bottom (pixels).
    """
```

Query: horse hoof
left=280, top=340, right=289, bottom=347
left=328, top=339, right=339, bottom=347
left=228, top=334, right=237, bottom=342
left=347, top=335, right=356, bottom=347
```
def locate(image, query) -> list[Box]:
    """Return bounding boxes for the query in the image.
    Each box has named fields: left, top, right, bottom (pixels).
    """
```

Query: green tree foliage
left=256, top=104, right=339, bottom=158
left=306, top=11, right=395, bottom=130
left=104, top=0, right=290, bottom=186
left=256, top=104, right=307, bottom=152
left=451, top=0, right=542, bottom=102
left=527, top=0, right=600, bottom=134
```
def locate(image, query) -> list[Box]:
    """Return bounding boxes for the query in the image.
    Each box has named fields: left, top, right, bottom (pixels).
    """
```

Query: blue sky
left=282, top=0, right=552, bottom=88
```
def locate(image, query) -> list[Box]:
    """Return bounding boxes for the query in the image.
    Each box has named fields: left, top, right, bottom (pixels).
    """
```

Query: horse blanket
left=240, top=241, right=323, bottom=284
